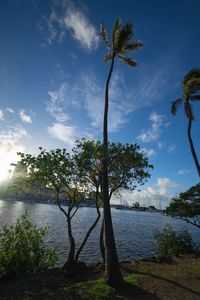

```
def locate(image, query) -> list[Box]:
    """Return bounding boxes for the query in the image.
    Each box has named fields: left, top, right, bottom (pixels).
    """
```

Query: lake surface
left=0, top=199, right=199, bottom=265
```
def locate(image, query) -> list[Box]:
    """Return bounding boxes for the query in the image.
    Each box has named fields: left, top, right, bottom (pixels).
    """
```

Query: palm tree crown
left=171, top=68, right=200, bottom=177
left=171, top=68, right=200, bottom=119
left=99, top=18, right=143, bottom=67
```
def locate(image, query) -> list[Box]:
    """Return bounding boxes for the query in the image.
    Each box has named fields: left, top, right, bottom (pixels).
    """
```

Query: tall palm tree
left=99, top=19, right=143, bottom=287
left=171, top=68, right=200, bottom=177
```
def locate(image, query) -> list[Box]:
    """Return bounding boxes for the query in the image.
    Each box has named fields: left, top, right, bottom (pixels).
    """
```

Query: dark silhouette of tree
left=165, top=183, right=200, bottom=229
left=74, top=139, right=153, bottom=263
left=171, top=68, right=200, bottom=177
left=13, top=148, right=101, bottom=275
left=98, top=19, right=143, bottom=286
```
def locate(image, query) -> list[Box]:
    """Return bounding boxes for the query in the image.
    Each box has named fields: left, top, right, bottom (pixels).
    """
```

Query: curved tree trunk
left=67, top=216, right=76, bottom=261
left=100, top=218, right=105, bottom=264
left=56, top=194, right=75, bottom=262
left=75, top=190, right=101, bottom=261
left=186, top=102, right=200, bottom=177
left=102, top=55, right=123, bottom=287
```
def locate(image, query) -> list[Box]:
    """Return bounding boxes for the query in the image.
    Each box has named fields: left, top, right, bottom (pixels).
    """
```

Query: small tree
left=154, top=224, right=194, bottom=257
left=0, top=213, right=58, bottom=276
left=14, top=148, right=100, bottom=273
left=165, top=183, right=200, bottom=229
left=74, top=140, right=153, bottom=262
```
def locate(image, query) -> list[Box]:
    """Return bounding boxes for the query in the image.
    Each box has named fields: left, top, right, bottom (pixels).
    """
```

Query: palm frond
left=104, top=53, right=113, bottom=63
left=171, top=98, right=183, bottom=115
left=117, top=54, right=137, bottom=67
left=99, top=23, right=111, bottom=50
left=183, top=68, right=200, bottom=86
left=184, top=77, right=200, bottom=95
left=184, top=101, right=194, bottom=120
left=114, top=22, right=133, bottom=52
left=191, top=94, right=200, bottom=101
left=120, top=40, right=143, bottom=53
left=112, top=18, right=121, bottom=44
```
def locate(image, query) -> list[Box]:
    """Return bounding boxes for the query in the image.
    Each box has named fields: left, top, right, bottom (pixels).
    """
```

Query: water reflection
left=0, top=199, right=199, bottom=265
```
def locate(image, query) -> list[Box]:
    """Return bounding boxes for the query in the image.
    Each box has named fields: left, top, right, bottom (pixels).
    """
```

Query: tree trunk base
left=62, top=260, right=86, bottom=277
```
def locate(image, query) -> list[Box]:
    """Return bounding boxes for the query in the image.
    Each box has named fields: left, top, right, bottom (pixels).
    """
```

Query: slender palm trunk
left=186, top=102, right=200, bottom=177
left=100, top=218, right=105, bottom=264
left=102, top=55, right=123, bottom=287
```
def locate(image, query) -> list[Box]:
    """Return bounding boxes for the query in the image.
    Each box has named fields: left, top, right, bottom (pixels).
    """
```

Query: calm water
left=0, top=199, right=199, bottom=265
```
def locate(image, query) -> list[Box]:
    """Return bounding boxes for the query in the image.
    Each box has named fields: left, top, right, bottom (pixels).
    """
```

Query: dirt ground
left=0, top=256, right=199, bottom=300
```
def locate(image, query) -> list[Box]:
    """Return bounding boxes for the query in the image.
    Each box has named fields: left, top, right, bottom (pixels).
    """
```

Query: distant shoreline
left=0, top=198, right=163, bottom=212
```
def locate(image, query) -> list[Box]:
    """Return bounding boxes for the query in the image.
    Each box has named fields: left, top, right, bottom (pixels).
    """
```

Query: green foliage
left=165, top=183, right=200, bottom=228
left=99, top=19, right=143, bottom=67
left=74, top=139, right=153, bottom=199
left=171, top=68, right=200, bottom=118
left=0, top=213, right=59, bottom=276
left=154, top=224, right=194, bottom=257
left=76, top=279, right=116, bottom=300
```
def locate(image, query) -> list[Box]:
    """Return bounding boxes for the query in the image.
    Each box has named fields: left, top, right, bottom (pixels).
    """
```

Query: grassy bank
left=0, top=256, right=199, bottom=300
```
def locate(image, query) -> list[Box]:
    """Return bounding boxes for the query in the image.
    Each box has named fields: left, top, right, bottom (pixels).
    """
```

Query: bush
left=154, top=224, right=194, bottom=257
left=0, top=213, right=59, bottom=276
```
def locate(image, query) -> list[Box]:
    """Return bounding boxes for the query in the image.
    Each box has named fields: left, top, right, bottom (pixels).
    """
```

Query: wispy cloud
left=47, top=84, right=70, bottom=122
left=177, top=168, right=190, bottom=175
left=0, top=125, right=29, bottom=143
left=63, top=5, right=99, bottom=50
left=47, top=123, right=77, bottom=146
left=141, top=147, right=155, bottom=158
left=40, top=1, right=99, bottom=51
left=19, top=110, right=32, bottom=123
left=113, top=177, right=180, bottom=209
left=168, top=145, right=176, bottom=154
left=157, top=177, right=179, bottom=188
left=0, top=110, right=4, bottom=120
left=0, top=125, right=29, bottom=177
left=6, top=108, right=14, bottom=114
left=137, top=112, right=167, bottom=143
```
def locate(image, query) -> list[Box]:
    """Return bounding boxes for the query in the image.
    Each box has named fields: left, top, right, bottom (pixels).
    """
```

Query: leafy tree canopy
left=165, top=183, right=200, bottom=228
left=74, top=139, right=153, bottom=200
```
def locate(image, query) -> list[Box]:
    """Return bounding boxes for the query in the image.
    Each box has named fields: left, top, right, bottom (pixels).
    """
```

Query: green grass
left=12, top=275, right=140, bottom=300
left=75, top=279, right=117, bottom=300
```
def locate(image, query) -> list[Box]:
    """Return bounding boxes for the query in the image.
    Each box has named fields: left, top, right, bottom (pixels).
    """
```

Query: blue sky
left=0, top=0, right=200, bottom=208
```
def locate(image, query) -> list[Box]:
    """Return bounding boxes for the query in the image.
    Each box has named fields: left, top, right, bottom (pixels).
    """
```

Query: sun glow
left=0, top=142, right=23, bottom=182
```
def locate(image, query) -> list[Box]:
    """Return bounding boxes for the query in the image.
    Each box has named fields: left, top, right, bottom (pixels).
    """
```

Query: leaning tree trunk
left=75, top=190, right=101, bottom=261
left=102, top=55, right=123, bottom=287
left=186, top=102, right=200, bottom=177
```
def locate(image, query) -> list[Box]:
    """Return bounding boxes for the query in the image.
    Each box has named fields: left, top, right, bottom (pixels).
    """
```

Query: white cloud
left=80, top=71, right=136, bottom=132
left=157, top=177, right=179, bottom=188
left=168, top=145, right=176, bottom=154
left=177, top=168, right=190, bottom=175
left=0, top=125, right=29, bottom=143
left=0, top=125, right=28, bottom=180
left=41, top=2, right=99, bottom=51
left=19, top=110, right=32, bottom=123
left=63, top=6, right=99, bottom=50
left=47, top=71, right=134, bottom=133
left=112, top=177, right=180, bottom=209
left=141, top=147, right=155, bottom=158
left=47, top=84, right=70, bottom=122
left=157, top=141, right=165, bottom=149
left=137, top=112, right=166, bottom=143
left=0, top=110, right=4, bottom=120
left=6, top=107, right=14, bottom=114
left=47, top=123, right=77, bottom=146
